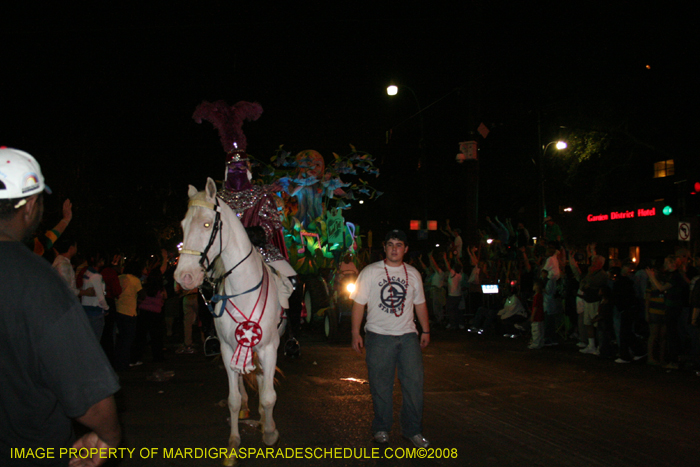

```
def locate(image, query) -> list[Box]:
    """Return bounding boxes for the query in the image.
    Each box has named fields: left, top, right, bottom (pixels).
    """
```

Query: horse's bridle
left=180, top=198, right=223, bottom=274
left=180, top=196, right=261, bottom=316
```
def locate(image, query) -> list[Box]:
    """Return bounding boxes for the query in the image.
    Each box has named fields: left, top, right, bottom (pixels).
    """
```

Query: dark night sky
left=1, top=2, right=696, bottom=249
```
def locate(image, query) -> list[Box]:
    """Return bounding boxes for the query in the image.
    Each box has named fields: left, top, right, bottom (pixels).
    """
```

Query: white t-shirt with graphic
left=350, top=261, right=426, bottom=336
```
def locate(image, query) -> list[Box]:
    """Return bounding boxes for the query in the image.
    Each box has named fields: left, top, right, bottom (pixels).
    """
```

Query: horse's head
left=174, top=177, right=221, bottom=291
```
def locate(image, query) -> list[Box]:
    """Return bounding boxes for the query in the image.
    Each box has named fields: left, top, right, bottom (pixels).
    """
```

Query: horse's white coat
left=174, top=178, right=281, bottom=459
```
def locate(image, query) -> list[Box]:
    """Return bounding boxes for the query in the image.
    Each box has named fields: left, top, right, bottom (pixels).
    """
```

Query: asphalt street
left=104, top=328, right=699, bottom=467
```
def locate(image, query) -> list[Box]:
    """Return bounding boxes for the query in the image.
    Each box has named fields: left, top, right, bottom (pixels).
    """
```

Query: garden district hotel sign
left=586, top=207, right=658, bottom=222
left=576, top=202, right=689, bottom=244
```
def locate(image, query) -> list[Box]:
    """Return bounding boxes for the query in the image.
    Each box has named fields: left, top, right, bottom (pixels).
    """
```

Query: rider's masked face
left=225, top=159, right=252, bottom=192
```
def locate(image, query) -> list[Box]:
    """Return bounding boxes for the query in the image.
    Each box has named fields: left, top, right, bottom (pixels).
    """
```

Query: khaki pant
left=182, top=293, right=199, bottom=346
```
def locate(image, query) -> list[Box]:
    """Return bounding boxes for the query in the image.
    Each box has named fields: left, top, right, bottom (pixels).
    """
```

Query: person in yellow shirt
left=115, top=261, right=143, bottom=370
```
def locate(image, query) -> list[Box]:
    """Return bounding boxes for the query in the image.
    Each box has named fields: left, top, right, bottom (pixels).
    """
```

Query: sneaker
left=405, top=434, right=430, bottom=448
left=579, top=346, right=599, bottom=356
left=373, top=431, right=389, bottom=444
left=615, top=358, right=630, bottom=364
left=176, top=346, right=195, bottom=354
left=633, top=353, right=647, bottom=361
left=129, top=361, right=143, bottom=367
left=577, top=342, right=588, bottom=348
left=514, top=323, right=525, bottom=331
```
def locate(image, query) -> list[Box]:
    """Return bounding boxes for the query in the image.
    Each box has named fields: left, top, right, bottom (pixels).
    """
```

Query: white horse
left=174, top=178, right=281, bottom=462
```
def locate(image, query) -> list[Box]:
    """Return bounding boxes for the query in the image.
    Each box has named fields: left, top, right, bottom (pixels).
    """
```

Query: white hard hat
left=0, top=147, right=51, bottom=199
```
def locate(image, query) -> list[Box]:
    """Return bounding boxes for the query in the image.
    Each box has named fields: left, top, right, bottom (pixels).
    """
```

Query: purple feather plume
left=192, top=100, right=263, bottom=152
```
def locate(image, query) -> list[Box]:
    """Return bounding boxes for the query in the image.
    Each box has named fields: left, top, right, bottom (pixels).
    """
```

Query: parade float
left=255, top=145, right=381, bottom=340
left=192, top=99, right=381, bottom=340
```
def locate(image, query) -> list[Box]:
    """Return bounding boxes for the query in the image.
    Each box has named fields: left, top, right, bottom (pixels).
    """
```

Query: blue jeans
left=84, top=306, right=105, bottom=341
left=365, top=331, right=424, bottom=437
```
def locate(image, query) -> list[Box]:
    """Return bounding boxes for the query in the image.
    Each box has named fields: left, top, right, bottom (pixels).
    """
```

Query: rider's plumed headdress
left=192, top=100, right=263, bottom=160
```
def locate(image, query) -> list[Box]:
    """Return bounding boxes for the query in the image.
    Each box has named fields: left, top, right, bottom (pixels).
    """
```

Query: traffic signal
left=689, top=181, right=700, bottom=216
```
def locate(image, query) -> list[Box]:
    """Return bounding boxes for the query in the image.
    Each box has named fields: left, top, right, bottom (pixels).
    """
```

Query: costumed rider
left=193, top=100, right=298, bottom=355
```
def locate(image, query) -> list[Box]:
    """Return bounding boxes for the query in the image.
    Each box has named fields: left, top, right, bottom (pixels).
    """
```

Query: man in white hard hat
left=0, top=147, right=121, bottom=467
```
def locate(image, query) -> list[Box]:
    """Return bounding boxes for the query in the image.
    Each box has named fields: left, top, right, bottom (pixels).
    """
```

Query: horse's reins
left=180, top=197, right=263, bottom=317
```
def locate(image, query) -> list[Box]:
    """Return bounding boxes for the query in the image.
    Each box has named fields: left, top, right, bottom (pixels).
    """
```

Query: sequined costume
left=217, top=185, right=288, bottom=263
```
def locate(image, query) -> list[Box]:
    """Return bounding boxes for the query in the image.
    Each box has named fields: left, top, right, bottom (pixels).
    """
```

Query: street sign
left=678, top=222, right=691, bottom=241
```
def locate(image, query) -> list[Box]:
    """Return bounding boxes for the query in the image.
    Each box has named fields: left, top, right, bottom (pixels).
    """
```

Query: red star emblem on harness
left=235, top=321, right=263, bottom=348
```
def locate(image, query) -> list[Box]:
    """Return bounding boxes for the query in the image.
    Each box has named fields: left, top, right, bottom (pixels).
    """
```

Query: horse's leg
left=221, top=347, right=242, bottom=467
left=256, top=344, right=279, bottom=447
left=237, top=375, right=250, bottom=419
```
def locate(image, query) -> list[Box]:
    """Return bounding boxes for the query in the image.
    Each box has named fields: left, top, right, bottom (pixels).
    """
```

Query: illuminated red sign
left=587, top=207, right=656, bottom=222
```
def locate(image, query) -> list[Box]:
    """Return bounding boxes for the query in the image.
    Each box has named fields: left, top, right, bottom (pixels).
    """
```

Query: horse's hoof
left=222, top=454, right=237, bottom=467
left=224, top=440, right=240, bottom=466
left=263, top=430, right=280, bottom=448
left=238, top=409, right=250, bottom=420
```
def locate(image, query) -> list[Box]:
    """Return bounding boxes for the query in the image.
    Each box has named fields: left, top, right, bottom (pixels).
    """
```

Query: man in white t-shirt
left=351, top=229, right=430, bottom=448
left=542, top=246, right=561, bottom=280
left=52, top=236, right=94, bottom=299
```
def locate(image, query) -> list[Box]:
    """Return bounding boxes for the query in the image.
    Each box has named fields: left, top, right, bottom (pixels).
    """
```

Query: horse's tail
left=241, top=352, right=284, bottom=392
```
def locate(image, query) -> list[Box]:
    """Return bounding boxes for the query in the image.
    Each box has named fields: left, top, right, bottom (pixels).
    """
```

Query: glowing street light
left=386, top=82, right=425, bottom=154
left=540, top=139, right=568, bottom=221
left=545, top=140, right=567, bottom=154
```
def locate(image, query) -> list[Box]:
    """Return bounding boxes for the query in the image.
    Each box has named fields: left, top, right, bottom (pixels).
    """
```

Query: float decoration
left=249, top=144, right=380, bottom=275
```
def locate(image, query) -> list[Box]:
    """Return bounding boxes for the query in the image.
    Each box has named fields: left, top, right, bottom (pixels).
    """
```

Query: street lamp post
left=386, top=84, right=425, bottom=153
left=539, top=140, right=567, bottom=236
left=386, top=83, right=429, bottom=237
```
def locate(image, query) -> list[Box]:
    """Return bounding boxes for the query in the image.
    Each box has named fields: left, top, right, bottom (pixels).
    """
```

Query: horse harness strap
left=188, top=199, right=217, bottom=210
left=221, top=246, right=253, bottom=280
left=180, top=198, right=223, bottom=272
left=205, top=269, right=265, bottom=318
left=183, top=198, right=253, bottom=278
left=182, top=196, right=263, bottom=317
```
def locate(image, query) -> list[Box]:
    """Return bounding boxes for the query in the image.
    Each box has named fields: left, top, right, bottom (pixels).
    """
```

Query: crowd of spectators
left=32, top=204, right=204, bottom=371
left=408, top=216, right=700, bottom=371
left=28, top=198, right=700, bottom=373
